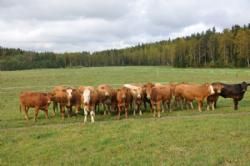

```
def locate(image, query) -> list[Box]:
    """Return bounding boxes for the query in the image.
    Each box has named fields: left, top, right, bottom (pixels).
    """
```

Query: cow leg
left=133, top=102, right=136, bottom=116
left=214, top=100, right=217, bottom=108
left=125, top=106, right=128, bottom=119
left=212, top=102, right=215, bottom=111
left=76, top=105, right=81, bottom=115
left=198, top=101, right=203, bottom=112
left=161, top=103, right=165, bottom=113
left=84, top=109, right=88, bottom=123
left=168, top=101, right=172, bottom=112
left=157, top=102, right=161, bottom=118
left=53, top=102, right=58, bottom=116
left=60, top=105, right=65, bottom=120
left=90, top=109, right=95, bottom=123
left=67, top=106, right=72, bottom=117
left=103, top=103, right=107, bottom=115
left=44, top=109, right=49, bottom=119
left=206, top=101, right=210, bottom=111
left=21, top=105, right=29, bottom=120
left=233, top=99, right=238, bottom=110
left=34, top=107, right=39, bottom=122
left=117, top=106, right=121, bottom=120
left=139, top=104, right=142, bottom=116
left=152, top=104, right=156, bottom=117
left=149, top=102, right=153, bottom=112
left=190, top=102, right=194, bottom=110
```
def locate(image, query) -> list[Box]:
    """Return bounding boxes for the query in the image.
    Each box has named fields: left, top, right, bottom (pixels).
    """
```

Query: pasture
left=0, top=66, right=250, bottom=165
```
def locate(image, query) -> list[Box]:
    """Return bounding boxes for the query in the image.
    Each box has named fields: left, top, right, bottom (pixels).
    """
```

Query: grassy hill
left=0, top=66, right=250, bottom=165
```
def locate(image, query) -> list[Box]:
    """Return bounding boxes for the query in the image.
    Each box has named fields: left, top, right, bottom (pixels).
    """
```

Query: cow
left=97, top=84, right=117, bottom=115
left=19, top=91, right=53, bottom=121
left=51, top=86, right=81, bottom=119
left=143, top=82, right=164, bottom=112
left=206, top=82, right=224, bottom=111
left=116, top=87, right=133, bottom=119
left=176, top=83, right=215, bottom=112
left=150, top=85, right=173, bottom=118
left=211, top=82, right=250, bottom=110
left=79, top=86, right=99, bottom=123
left=123, top=84, right=144, bottom=116
left=171, top=82, right=190, bottom=110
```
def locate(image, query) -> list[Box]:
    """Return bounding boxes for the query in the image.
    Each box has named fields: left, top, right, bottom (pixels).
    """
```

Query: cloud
left=0, top=0, right=249, bottom=52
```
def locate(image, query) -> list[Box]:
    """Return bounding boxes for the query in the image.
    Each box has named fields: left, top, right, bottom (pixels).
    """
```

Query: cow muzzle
left=105, top=92, right=109, bottom=96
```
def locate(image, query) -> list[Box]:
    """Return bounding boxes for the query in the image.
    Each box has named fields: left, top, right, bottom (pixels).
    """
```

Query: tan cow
left=116, top=87, right=133, bottom=119
left=123, top=84, right=144, bottom=116
left=97, top=84, right=117, bottom=115
left=150, top=85, right=173, bottom=118
left=19, top=91, right=53, bottom=121
left=79, top=86, right=99, bottom=123
left=171, top=83, right=189, bottom=109
left=206, top=82, right=224, bottom=111
left=177, top=83, right=215, bottom=112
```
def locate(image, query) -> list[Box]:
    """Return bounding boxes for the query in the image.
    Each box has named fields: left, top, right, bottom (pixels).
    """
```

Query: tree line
left=0, top=24, right=249, bottom=70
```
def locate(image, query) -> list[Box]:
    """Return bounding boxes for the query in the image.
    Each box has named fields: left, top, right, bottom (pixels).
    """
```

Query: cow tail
left=19, top=104, right=21, bottom=112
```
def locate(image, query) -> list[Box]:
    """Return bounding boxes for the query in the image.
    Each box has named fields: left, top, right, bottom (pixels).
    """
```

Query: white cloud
left=0, top=0, right=249, bottom=52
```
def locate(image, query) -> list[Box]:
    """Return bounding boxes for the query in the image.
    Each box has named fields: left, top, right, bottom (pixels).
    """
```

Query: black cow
left=218, top=81, right=250, bottom=110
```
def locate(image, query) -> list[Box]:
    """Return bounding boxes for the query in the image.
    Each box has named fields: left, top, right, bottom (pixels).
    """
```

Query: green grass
left=0, top=66, right=250, bottom=165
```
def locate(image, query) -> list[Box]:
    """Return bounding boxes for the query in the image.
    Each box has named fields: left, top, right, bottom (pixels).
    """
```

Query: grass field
left=0, top=66, right=250, bottom=165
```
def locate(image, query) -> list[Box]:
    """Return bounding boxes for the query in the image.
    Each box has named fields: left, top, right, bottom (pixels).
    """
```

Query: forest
left=0, top=24, right=249, bottom=70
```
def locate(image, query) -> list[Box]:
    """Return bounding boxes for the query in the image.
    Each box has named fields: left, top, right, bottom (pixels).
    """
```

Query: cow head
left=132, top=87, right=142, bottom=99
left=82, top=88, right=91, bottom=111
left=208, top=84, right=215, bottom=95
left=143, top=83, right=154, bottom=99
left=46, top=92, right=54, bottom=104
left=116, top=88, right=126, bottom=106
left=212, top=82, right=224, bottom=94
left=240, top=81, right=249, bottom=92
left=66, top=88, right=73, bottom=106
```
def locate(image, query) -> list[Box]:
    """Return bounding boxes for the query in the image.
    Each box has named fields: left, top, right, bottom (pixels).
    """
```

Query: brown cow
left=97, top=84, right=117, bottom=115
left=19, top=91, right=53, bottom=121
left=177, top=83, right=215, bottom=112
left=116, top=87, right=133, bottom=119
left=51, top=86, right=81, bottom=119
left=79, top=86, right=99, bottom=123
left=150, top=85, right=173, bottom=118
left=142, top=82, right=163, bottom=112
left=206, top=83, right=224, bottom=111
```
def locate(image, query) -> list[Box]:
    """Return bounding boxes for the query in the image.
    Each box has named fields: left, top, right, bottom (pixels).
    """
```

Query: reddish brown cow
left=142, top=82, right=162, bottom=112
left=19, top=91, right=53, bottom=121
left=150, top=85, right=173, bottom=118
left=51, top=86, right=81, bottom=119
left=97, top=84, right=117, bottom=115
left=116, top=87, right=133, bottom=119
left=177, top=83, right=215, bottom=112
left=79, top=86, right=99, bottom=123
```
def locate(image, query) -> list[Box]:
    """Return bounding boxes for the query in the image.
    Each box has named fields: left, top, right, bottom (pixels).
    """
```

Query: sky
left=0, top=0, right=249, bottom=52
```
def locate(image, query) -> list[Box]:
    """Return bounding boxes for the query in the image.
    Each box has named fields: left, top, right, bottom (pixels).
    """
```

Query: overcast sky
left=0, top=0, right=249, bottom=52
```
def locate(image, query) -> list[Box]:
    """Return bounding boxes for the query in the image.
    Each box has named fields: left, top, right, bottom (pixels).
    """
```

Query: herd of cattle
left=19, top=81, right=250, bottom=122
